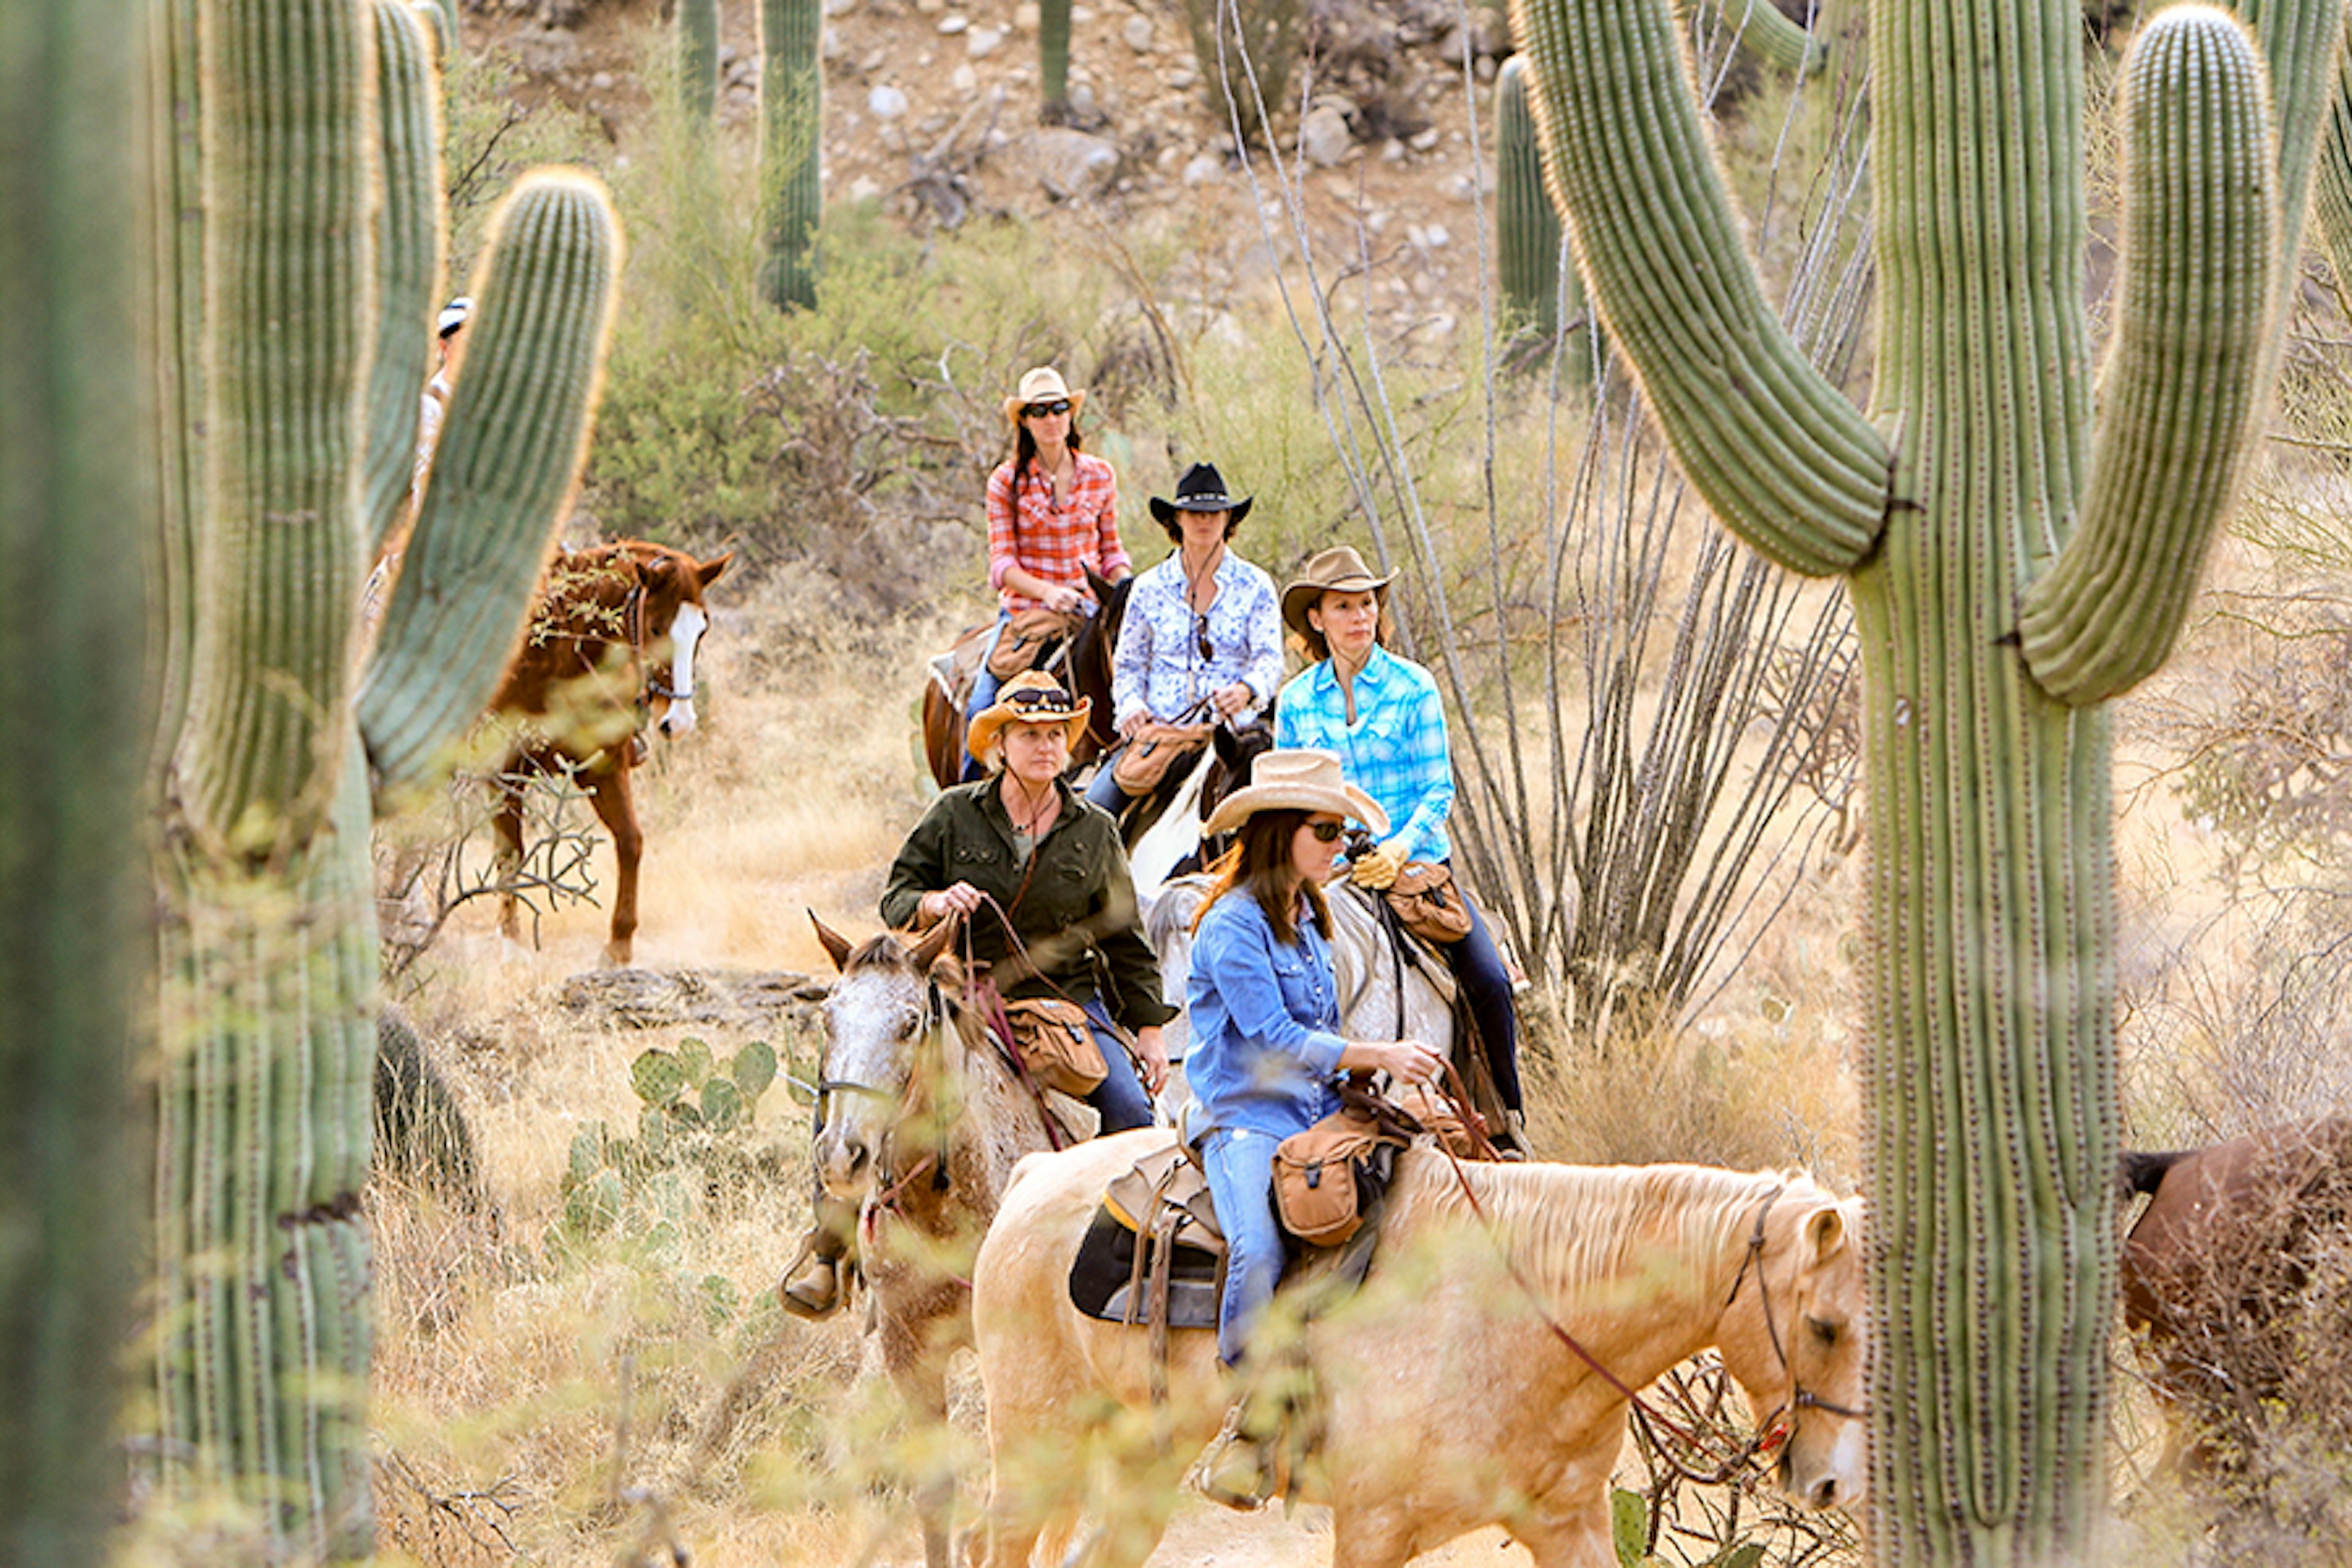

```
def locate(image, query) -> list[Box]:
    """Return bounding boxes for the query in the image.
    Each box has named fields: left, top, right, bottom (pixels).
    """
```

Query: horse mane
left=1408, top=1158, right=1811, bottom=1298
left=845, top=931, right=919, bottom=974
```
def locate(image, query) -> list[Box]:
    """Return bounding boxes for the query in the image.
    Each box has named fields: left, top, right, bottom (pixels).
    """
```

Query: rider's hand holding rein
left=920, top=882, right=985, bottom=922
left=1344, top=1037, right=1441, bottom=1088
left=1348, top=839, right=1406, bottom=891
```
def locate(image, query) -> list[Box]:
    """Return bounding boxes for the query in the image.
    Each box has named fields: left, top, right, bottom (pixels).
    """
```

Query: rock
left=967, top=25, right=1005, bottom=58
left=1422, top=222, right=1450, bottom=249
left=939, top=13, right=969, bottom=32
left=1027, top=126, right=1122, bottom=200
left=1408, top=126, right=1441, bottom=153
left=847, top=175, right=884, bottom=203
left=1381, top=138, right=1405, bottom=164
left=822, top=0, right=853, bottom=12
left=590, top=70, right=614, bottom=91
left=1182, top=151, right=1223, bottom=186
left=951, top=62, right=977, bottom=92
left=823, top=27, right=847, bottom=61
left=1015, top=1, right=1039, bottom=27
left=558, top=967, right=832, bottom=1032
left=869, top=83, right=909, bottom=118
left=1299, top=103, right=1354, bottom=167
left=1123, top=15, right=1153, bottom=51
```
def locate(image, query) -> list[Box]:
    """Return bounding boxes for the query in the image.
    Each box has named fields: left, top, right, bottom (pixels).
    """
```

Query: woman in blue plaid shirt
left=1273, top=546, right=1526, bottom=1149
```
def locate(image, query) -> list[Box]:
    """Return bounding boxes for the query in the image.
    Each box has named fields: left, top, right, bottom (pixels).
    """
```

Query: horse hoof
left=601, top=941, right=633, bottom=968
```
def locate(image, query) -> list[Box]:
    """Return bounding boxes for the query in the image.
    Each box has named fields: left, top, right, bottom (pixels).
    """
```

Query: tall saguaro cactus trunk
left=1514, top=0, right=2342, bottom=1558
left=0, top=0, right=156, bottom=1557
left=760, top=0, right=823, bottom=310
left=1493, top=54, right=1590, bottom=379
left=679, top=0, right=720, bottom=125
left=151, top=2, right=622, bottom=1554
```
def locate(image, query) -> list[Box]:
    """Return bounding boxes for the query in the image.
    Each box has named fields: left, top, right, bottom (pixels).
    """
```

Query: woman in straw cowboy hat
left=1085, top=459, right=1285, bottom=816
left=780, top=671, right=1172, bottom=1318
left=960, top=366, right=1135, bottom=780
left=1275, top=546, right=1528, bottom=1152
left=1183, top=747, right=1446, bottom=1502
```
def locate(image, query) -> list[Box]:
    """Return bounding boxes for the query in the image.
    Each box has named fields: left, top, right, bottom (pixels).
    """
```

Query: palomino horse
left=806, top=914, right=1075, bottom=1568
left=2120, top=1115, right=2352, bottom=1483
left=485, top=540, right=730, bottom=965
left=920, top=567, right=1129, bottom=789
left=970, top=1132, right=1868, bottom=1567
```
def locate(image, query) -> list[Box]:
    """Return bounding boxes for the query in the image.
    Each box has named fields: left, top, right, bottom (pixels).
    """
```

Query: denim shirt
left=1184, top=888, right=1348, bottom=1142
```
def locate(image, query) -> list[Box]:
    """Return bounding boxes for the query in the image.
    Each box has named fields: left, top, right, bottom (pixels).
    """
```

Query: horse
left=805, top=914, right=1076, bottom=1568
left=920, top=567, right=1130, bottom=790
left=2119, top=1115, right=2352, bottom=1485
left=484, top=540, right=730, bottom=965
left=969, top=1132, right=1868, bottom=1567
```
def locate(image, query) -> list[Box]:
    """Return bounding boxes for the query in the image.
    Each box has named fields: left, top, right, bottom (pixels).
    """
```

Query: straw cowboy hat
left=965, top=671, right=1093, bottom=763
left=1280, top=545, right=1395, bottom=639
left=1149, top=461, right=1254, bottom=528
left=1202, top=748, right=1389, bottom=839
left=1002, top=366, right=1087, bottom=427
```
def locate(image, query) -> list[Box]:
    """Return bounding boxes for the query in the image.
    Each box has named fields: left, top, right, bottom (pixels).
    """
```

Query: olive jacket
left=879, top=777, right=1177, bottom=1035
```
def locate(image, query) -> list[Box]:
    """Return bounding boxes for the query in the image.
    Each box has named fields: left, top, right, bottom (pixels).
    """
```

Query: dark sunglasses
left=1194, top=612, right=1214, bottom=663
left=1023, top=399, right=1072, bottom=419
left=1306, top=820, right=1346, bottom=843
left=1005, top=685, right=1076, bottom=716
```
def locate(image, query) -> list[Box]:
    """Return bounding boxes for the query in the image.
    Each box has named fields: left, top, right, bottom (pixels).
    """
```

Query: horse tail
left=2118, top=1148, right=2190, bottom=1198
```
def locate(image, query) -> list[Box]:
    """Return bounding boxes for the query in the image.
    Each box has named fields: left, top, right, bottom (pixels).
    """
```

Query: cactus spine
left=680, top=0, right=720, bottom=124
left=1494, top=53, right=1590, bottom=375
left=760, top=0, right=823, bottom=310
left=152, top=2, right=622, bottom=1553
left=361, top=171, right=625, bottom=789
left=363, top=0, right=444, bottom=554
left=1, top=1, right=155, bottom=1555
left=1514, top=0, right=2341, bottom=1558
left=1040, top=0, right=1074, bottom=120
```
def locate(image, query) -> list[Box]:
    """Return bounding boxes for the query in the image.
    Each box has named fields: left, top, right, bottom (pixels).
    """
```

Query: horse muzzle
left=655, top=698, right=698, bottom=737
left=815, top=1131, right=873, bottom=1199
left=1778, top=1418, right=1868, bottom=1513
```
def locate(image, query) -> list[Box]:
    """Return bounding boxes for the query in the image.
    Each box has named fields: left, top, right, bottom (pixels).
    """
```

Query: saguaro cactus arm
left=1510, top=0, right=1890, bottom=576
left=361, top=0, right=444, bottom=556
left=1682, top=0, right=1826, bottom=78
left=360, top=170, right=624, bottom=791
left=2021, top=8, right=2277, bottom=706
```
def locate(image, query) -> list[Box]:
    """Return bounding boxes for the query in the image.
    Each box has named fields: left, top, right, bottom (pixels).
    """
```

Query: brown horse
left=2120, top=1115, right=2352, bottom=1483
left=485, top=540, right=730, bottom=965
left=970, top=1134, right=1869, bottom=1567
left=805, top=915, right=1074, bottom=1568
left=920, top=567, right=1129, bottom=788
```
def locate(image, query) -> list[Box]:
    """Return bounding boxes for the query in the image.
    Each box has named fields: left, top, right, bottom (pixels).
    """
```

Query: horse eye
left=1807, top=1315, right=1841, bottom=1348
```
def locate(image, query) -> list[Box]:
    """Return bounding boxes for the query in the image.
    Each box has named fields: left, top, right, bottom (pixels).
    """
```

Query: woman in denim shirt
left=1185, top=751, right=1443, bottom=1375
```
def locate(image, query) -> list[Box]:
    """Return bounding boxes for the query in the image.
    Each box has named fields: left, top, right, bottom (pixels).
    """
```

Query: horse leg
left=880, top=1310, right=962, bottom=1568
left=587, top=764, right=642, bottom=967
left=491, top=775, right=526, bottom=944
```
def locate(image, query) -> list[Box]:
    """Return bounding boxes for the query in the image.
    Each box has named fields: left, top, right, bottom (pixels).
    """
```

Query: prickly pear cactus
left=1514, top=0, right=2343, bottom=1558
left=1, top=0, right=155, bottom=1555
left=151, top=2, right=622, bottom=1555
left=760, top=0, right=823, bottom=310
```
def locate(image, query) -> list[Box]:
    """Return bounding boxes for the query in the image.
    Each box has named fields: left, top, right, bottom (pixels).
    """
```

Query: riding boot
left=1494, top=1108, right=1531, bottom=1161
left=1191, top=1358, right=1291, bottom=1511
left=778, top=1191, right=859, bottom=1321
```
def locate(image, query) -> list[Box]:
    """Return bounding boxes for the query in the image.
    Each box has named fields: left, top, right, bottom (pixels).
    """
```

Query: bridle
left=815, top=963, right=959, bottom=1204
left=1721, top=1188, right=1868, bottom=1457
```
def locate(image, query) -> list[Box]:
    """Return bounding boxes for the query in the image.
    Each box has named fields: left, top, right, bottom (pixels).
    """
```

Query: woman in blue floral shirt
left=1273, top=546, right=1527, bottom=1150
left=1085, top=462, right=1284, bottom=816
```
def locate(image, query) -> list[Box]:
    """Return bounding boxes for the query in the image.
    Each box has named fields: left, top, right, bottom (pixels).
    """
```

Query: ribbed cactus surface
left=1494, top=52, right=1591, bottom=373
left=1513, top=0, right=2343, bottom=1558
left=760, top=0, right=823, bottom=310
left=361, top=170, right=625, bottom=789
left=1039, top=0, right=1073, bottom=118
left=1, top=1, right=155, bottom=1556
left=680, top=0, right=720, bottom=123
left=363, top=0, right=445, bottom=554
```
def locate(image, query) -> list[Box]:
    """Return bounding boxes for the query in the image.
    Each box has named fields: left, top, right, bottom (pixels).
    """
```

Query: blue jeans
left=1082, top=998, right=1155, bottom=1134
left=1199, top=1126, right=1284, bottom=1367
left=1084, top=759, right=1131, bottom=814
left=960, top=611, right=1014, bottom=782
left=1446, top=865, right=1522, bottom=1114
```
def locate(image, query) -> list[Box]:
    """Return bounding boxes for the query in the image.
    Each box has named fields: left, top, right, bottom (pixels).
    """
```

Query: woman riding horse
left=782, top=673, right=1173, bottom=1318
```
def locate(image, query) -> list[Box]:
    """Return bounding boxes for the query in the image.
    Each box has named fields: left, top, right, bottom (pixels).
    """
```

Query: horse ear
left=910, top=913, right=960, bottom=972
left=1805, top=1204, right=1849, bottom=1264
left=809, top=911, right=854, bottom=971
left=698, top=552, right=733, bottom=590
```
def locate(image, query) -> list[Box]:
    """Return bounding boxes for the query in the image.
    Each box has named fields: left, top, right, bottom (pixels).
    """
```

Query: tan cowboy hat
left=1202, top=748, right=1389, bottom=839
left=966, top=671, right=1093, bottom=763
left=1281, top=545, right=1395, bottom=639
left=1001, top=366, right=1087, bottom=427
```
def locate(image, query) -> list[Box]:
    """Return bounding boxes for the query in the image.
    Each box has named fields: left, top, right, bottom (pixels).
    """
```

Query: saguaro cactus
left=680, top=0, right=720, bottom=124
left=1, top=1, right=155, bottom=1556
left=1039, top=0, right=1074, bottom=121
left=760, top=0, right=823, bottom=310
left=1514, top=0, right=2340, bottom=1558
left=1494, top=53, right=1589, bottom=372
left=151, top=3, right=622, bottom=1554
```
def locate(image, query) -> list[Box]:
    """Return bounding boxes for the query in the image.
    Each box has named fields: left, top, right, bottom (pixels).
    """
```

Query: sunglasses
left=1004, top=685, right=1076, bottom=716
left=1023, top=399, right=1072, bottom=419
left=1194, top=612, right=1214, bottom=663
left=1306, top=820, right=1346, bottom=843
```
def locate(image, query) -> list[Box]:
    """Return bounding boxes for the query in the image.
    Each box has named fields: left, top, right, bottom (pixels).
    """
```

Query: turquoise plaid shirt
left=1275, top=644, right=1455, bottom=861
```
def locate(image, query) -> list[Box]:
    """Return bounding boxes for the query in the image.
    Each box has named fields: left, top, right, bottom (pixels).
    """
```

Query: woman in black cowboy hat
left=1084, top=461, right=1285, bottom=815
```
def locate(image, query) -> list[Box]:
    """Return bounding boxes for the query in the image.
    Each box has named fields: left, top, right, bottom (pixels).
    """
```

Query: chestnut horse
left=971, top=1134, right=1869, bottom=1567
left=2120, top=1115, right=2352, bottom=1483
left=485, top=540, right=730, bottom=965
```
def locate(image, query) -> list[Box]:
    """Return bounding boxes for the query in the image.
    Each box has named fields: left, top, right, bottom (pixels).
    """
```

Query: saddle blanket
left=1067, top=1204, right=1224, bottom=1329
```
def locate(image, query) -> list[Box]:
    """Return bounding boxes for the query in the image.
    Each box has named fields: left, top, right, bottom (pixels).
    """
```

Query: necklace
left=1004, top=777, right=1055, bottom=835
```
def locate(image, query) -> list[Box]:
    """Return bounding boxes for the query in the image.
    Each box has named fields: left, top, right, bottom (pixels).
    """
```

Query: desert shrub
left=440, top=41, right=610, bottom=279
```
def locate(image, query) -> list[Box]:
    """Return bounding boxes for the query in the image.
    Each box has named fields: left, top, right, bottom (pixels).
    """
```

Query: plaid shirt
left=986, top=451, right=1131, bottom=612
left=1275, top=644, right=1456, bottom=861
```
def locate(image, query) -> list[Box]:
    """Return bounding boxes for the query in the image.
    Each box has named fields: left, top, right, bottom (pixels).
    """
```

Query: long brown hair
left=1193, top=808, right=1329, bottom=948
left=1008, top=408, right=1088, bottom=496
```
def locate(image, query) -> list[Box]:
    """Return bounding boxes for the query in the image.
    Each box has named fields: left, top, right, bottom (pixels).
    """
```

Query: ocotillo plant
left=1, top=1, right=154, bottom=1558
left=1493, top=53, right=1589, bottom=374
left=680, top=0, right=720, bottom=124
left=1514, top=0, right=2342, bottom=1559
left=151, top=2, right=622, bottom=1555
left=760, top=0, right=823, bottom=310
left=1039, top=0, right=1074, bottom=121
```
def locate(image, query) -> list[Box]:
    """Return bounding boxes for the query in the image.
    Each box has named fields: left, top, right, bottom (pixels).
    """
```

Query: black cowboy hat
left=1149, top=461, right=1255, bottom=527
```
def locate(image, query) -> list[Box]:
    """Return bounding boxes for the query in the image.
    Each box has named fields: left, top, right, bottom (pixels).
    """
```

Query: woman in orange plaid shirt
left=962, top=366, right=1134, bottom=778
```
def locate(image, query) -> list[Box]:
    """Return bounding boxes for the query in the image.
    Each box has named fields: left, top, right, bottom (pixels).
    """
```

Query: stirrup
left=1186, top=1401, right=1276, bottom=1512
left=777, top=1243, right=842, bottom=1322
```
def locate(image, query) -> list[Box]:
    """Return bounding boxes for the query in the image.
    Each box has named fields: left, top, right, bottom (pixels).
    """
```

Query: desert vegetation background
left=293, top=1, right=2352, bottom=1563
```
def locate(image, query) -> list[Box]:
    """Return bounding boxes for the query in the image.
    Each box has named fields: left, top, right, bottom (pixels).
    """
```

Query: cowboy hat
left=437, top=296, right=474, bottom=338
left=1280, top=545, right=1395, bottom=639
left=1149, top=461, right=1254, bottom=528
left=1202, top=748, right=1388, bottom=839
left=965, top=671, right=1093, bottom=763
left=1001, top=366, right=1088, bottom=427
